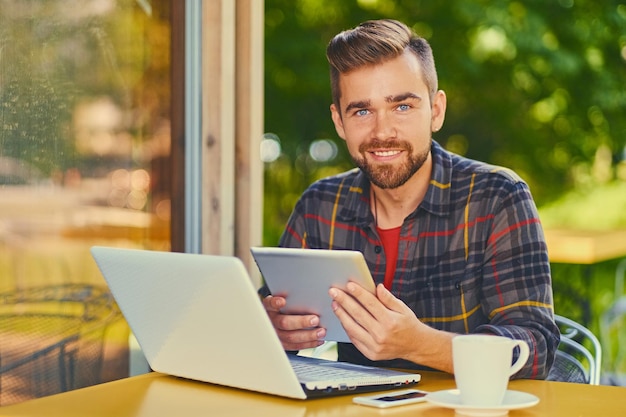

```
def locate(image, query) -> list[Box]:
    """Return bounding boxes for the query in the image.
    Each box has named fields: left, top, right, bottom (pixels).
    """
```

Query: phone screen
left=376, top=391, right=428, bottom=402
left=353, top=389, right=430, bottom=408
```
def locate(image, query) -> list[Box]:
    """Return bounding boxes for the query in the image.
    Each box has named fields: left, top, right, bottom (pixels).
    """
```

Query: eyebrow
left=344, top=92, right=422, bottom=113
left=344, top=100, right=371, bottom=113
left=386, top=92, right=422, bottom=103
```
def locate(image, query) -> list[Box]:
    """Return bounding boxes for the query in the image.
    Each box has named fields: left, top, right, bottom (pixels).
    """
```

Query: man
left=261, top=19, right=559, bottom=379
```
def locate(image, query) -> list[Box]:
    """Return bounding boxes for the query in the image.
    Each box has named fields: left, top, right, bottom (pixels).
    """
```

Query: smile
left=372, top=150, right=402, bottom=157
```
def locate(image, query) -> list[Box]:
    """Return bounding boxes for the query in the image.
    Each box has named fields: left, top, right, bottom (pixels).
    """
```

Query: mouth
left=359, top=139, right=412, bottom=162
left=367, top=148, right=405, bottom=163
left=371, top=149, right=402, bottom=158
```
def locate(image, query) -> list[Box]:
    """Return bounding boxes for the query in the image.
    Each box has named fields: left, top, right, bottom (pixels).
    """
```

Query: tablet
left=250, top=247, right=376, bottom=343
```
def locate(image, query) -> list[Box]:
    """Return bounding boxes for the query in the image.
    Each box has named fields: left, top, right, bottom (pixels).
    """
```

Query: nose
left=373, top=111, right=396, bottom=140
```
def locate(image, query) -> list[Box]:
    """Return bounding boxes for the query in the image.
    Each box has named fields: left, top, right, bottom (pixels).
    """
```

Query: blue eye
left=398, top=104, right=410, bottom=111
left=356, top=109, right=369, bottom=116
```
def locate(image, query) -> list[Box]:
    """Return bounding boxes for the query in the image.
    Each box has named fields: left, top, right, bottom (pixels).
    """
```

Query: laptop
left=90, top=246, right=420, bottom=399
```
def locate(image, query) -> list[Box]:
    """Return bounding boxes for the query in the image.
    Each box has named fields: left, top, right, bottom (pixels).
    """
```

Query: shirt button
left=374, top=246, right=382, bottom=254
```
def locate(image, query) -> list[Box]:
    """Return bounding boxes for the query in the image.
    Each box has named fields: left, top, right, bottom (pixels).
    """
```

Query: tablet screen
left=251, top=247, right=376, bottom=343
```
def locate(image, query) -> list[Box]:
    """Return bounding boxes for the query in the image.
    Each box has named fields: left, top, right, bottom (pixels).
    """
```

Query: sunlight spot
left=531, top=100, right=557, bottom=123
left=260, top=133, right=281, bottom=163
left=592, top=144, right=613, bottom=183
left=542, top=32, right=559, bottom=50
left=587, top=106, right=606, bottom=127
left=357, top=0, right=378, bottom=7
left=531, top=90, right=569, bottom=123
left=470, top=26, right=516, bottom=61
left=585, top=47, right=604, bottom=70
left=309, top=139, right=338, bottom=162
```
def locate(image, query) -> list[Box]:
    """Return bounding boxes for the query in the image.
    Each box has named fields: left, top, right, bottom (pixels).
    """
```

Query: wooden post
left=235, top=0, right=264, bottom=286
left=198, top=0, right=264, bottom=285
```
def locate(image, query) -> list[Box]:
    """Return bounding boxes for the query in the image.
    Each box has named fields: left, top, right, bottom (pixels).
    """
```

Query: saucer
left=425, top=389, right=539, bottom=417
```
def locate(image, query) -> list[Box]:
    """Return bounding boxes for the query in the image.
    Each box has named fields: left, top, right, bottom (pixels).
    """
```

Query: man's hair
left=326, top=19, right=438, bottom=111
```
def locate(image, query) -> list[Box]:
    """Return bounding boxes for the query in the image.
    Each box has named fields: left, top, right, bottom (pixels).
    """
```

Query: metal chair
left=547, top=314, right=602, bottom=385
left=0, top=284, right=122, bottom=405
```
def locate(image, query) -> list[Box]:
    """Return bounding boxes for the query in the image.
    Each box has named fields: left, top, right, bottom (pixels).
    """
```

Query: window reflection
left=0, top=0, right=171, bottom=405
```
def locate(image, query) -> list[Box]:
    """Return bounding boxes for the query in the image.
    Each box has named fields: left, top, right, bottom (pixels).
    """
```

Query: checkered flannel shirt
left=274, top=140, right=559, bottom=379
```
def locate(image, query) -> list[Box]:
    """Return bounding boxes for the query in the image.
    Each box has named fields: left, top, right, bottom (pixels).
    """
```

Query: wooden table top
left=1, top=371, right=625, bottom=417
left=544, top=228, right=626, bottom=264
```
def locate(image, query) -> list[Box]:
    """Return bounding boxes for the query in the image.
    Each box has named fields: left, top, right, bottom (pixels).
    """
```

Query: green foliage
left=539, top=180, right=626, bottom=230
left=0, top=3, right=169, bottom=179
left=263, top=0, right=626, bottom=244
left=0, top=77, right=75, bottom=177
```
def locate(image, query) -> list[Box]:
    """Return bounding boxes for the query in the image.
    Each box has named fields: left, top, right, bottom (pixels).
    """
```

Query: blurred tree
left=0, top=1, right=170, bottom=181
left=263, top=0, right=626, bottom=244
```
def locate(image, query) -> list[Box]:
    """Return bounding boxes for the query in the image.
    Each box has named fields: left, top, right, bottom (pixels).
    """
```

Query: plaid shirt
left=276, top=141, right=559, bottom=379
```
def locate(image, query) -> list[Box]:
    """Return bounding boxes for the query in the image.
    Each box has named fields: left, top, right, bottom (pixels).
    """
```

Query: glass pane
left=0, top=0, right=171, bottom=405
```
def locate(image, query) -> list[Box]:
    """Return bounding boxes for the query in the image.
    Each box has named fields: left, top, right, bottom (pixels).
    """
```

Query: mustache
left=359, top=139, right=413, bottom=153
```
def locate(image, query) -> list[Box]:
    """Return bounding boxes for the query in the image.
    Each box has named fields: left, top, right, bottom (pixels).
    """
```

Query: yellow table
left=544, top=229, right=626, bottom=265
left=544, top=228, right=626, bottom=325
left=1, top=371, right=625, bottom=417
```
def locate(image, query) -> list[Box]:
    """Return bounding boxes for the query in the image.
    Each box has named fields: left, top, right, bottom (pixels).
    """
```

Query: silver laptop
left=90, top=246, right=420, bottom=399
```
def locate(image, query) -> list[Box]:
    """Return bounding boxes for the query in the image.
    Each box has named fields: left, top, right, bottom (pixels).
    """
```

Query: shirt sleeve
left=474, top=181, right=560, bottom=379
left=278, top=199, right=309, bottom=249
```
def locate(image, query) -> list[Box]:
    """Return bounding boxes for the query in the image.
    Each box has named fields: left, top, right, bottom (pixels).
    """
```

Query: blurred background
left=0, top=0, right=625, bottom=405
left=262, top=0, right=626, bottom=241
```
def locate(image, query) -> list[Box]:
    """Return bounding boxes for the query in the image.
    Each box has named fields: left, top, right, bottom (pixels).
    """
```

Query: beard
left=351, top=138, right=431, bottom=189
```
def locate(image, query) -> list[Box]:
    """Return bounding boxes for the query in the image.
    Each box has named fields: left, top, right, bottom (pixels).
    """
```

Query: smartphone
left=352, top=389, right=429, bottom=408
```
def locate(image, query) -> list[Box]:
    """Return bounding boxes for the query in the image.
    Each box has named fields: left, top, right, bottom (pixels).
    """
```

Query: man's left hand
left=329, top=282, right=424, bottom=361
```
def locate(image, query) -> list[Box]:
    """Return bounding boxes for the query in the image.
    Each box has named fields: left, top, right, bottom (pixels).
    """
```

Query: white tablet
left=250, top=247, right=376, bottom=343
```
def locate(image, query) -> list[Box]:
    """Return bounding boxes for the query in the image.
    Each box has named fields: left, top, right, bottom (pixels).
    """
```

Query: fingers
left=262, top=295, right=326, bottom=351
left=274, top=315, right=326, bottom=351
left=262, top=294, right=285, bottom=312
left=277, top=327, right=326, bottom=351
left=263, top=295, right=318, bottom=330
left=329, top=283, right=410, bottom=341
left=329, top=284, right=427, bottom=363
left=329, top=284, right=377, bottom=335
left=375, top=283, right=406, bottom=312
left=330, top=282, right=382, bottom=319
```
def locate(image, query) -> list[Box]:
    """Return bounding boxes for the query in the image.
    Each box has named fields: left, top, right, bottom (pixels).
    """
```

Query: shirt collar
left=420, top=140, right=452, bottom=217
left=338, top=169, right=374, bottom=227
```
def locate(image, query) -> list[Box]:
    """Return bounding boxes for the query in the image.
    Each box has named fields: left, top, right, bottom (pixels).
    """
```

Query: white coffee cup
left=452, top=334, right=529, bottom=406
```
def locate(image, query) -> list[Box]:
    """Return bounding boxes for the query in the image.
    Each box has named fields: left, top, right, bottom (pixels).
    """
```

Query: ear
left=330, top=103, right=347, bottom=140
left=431, top=90, right=447, bottom=133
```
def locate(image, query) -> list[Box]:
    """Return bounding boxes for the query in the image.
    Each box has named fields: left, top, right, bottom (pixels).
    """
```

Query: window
left=0, top=0, right=172, bottom=404
left=0, top=0, right=263, bottom=405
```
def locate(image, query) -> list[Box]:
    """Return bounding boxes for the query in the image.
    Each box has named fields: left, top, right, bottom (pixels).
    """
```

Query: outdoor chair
left=547, top=314, right=602, bottom=385
left=0, top=284, right=122, bottom=405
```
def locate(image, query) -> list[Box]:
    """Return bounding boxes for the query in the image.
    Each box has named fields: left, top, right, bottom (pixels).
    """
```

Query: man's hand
left=329, top=282, right=454, bottom=373
left=262, top=295, right=326, bottom=351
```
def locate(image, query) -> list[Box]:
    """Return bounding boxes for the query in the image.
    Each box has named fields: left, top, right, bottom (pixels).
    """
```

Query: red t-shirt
left=377, top=225, right=401, bottom=290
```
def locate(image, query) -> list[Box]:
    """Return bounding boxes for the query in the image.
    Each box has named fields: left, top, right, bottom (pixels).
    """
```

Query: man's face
left=330, top=50, right=446, bottom=189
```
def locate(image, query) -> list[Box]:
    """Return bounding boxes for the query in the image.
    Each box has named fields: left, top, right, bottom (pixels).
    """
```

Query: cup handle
left=508, top=340, right=530, bottom=376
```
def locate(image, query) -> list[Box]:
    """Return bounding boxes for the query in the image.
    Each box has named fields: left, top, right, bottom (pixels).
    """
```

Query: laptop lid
left=91, top=246, right=307, bottom=399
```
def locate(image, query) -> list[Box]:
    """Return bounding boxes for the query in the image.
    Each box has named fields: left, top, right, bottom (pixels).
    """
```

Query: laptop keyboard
left=289, top=355, right=398, bottom=382
left=288, top=355, right=420, bottom=393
